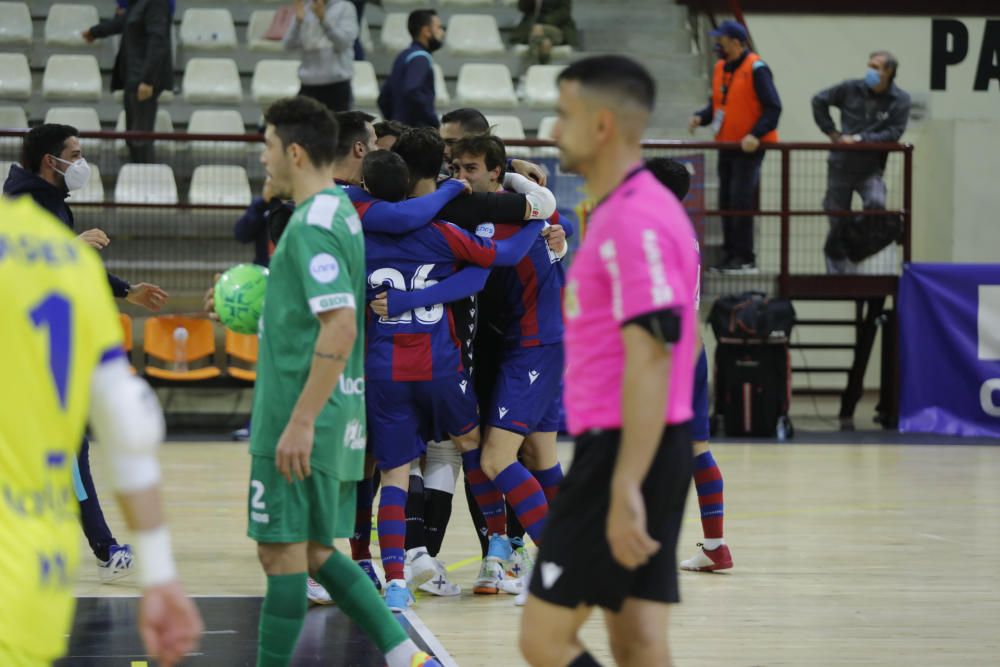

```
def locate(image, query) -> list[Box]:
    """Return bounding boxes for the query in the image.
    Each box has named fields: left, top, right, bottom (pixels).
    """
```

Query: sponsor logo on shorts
left=309, top=253, right=340, bottom=283
left=498, top=406, right=509, bottom=419
left=339, top=376, right=365, bottom=395
left=459, top=379, right=468, bottom=394
left=528, top=370, right=540, bottom=385
left=476, top=223, right=495, bottom=238
left=251, top=511, right=270, bottom=524
left=343, top=419, right=366, bottom=450
left=540, top=562, right=563, bottom=589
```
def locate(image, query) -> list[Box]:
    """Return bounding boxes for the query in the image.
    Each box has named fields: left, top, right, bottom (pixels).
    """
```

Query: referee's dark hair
left=441, top=107, right=490, bottom=136
left=645, top=157, right=691, bottom=200
left=392, top=127, right=445, bottom=189
left=557, top=55, right=656, bottom=113
left=407, top=9, right=437, bottom=40
left=362, top=150, right=410, bottom=203
left=264, top=96, right=339, bottom=167
left=21, top=123, right=79, bottom=174
left=333, top=110, right=375, bottom=160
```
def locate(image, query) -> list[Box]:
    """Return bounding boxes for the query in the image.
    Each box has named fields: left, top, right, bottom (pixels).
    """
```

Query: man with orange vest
left=689, top=19, right=781, bottom=274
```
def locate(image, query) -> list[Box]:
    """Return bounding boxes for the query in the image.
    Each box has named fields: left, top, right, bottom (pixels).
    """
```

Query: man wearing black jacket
left=83, top=0, right=174, bottom=163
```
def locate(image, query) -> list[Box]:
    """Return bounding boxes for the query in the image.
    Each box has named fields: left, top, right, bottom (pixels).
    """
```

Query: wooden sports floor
left=72, top=437, right=1000, bottom=666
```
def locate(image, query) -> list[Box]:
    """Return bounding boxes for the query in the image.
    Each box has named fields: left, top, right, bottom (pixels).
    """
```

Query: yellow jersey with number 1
left=0, top=195, right=124, bottom=663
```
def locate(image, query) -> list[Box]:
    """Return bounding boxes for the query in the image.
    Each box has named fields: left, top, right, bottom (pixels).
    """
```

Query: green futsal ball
left=214, top=264, right=268, bottom=334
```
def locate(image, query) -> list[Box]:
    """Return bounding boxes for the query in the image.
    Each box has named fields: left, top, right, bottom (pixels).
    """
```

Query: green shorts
left=246, top=455, right=356, bottom=546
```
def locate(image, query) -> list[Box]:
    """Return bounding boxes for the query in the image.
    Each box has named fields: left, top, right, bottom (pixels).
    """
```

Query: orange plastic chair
left=118, top=312, right=136, bottom=373
left=225, top=329, right=258, bottom=383
left=142, top=316, right=222, bottom=382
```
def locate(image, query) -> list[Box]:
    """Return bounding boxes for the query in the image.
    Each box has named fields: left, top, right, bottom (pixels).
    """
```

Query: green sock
left=257, top=572, right=308, bottom=667
left=313, top=550, right=409, bottom=654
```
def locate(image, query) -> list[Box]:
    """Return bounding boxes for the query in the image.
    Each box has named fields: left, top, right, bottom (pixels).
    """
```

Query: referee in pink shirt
left=519, top=55, right=700, bottom=667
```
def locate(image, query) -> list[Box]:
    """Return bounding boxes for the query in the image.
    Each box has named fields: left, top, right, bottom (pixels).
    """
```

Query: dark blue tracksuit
left=378, top=42, right=439, bottom=128
left=3, top=163, right=122, bottom=561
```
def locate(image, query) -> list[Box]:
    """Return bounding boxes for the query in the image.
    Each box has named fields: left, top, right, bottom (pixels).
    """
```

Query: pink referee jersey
left=563, top=166, right=699, bottom=435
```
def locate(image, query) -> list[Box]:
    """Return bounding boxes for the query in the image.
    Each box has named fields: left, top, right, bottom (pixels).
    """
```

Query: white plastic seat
left=440, top=0, right=495, bottom=5
left=380, top=13, right=411, bottom=53
left=115, top=108, right=174, bottom=158
left=352, top=60, right=379, bottom=107
left=252, top=59, right=301, bottom=106
left=0, top=53, right=32, bottom=100
left=532, top=115, right=559, bottom=157
left=486, top=115, right=525, bottom=140
left=446, top=15, right=504, bottom=56
left=67, top=162, right=104, bottom=203
left=183, top=58, right=243, bottom=104
left=456, top=64, right=516, bottom=109
left=179, top=8, right=238, bottom=50
left=114, top=164, right=178, bottom=204
left=189, top=165, right=251, bottom=206
left=0, top=2, right=32, bottom=45
left=247, top=10, right=284, bottom=52
left=187, top=109, right=248, bottom=161
left=44, top=106, right=101, bottom=130
left=42, top=55, right=102, bottom=101
left=433, top=62, right=450, bottom=107
left=45, top=4, right=99, bottom=46
left=524, top=65, right=564, bottom=109
left=0, top=105, right=27, bottom=128
left=513, top=43, right=573, bottom=61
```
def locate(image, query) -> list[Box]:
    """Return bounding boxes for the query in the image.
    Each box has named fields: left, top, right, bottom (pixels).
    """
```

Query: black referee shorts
left=528, top=423, right=693, bottom=612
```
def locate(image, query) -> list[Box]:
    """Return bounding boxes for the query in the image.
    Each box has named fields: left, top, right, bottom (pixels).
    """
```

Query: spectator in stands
left=115, top=0, right=174, bottom=17
left=351, top=0, right=367, bottom=60
left=689, top=19, right=781, bottom=275
left=83, top=0, right=173, bottom=164
left=374, top=120, right=406, bottom=151
left=511, top=0, right=579, bottom=65
left=283, top=0, right=359, bottom=112
left=378, top=9, right=444, bottom=128
left=332, top=110, right=378, bottom=185
left=234, top=177, right=279, bottom=268
left=812, top=51, right=911, bottom=274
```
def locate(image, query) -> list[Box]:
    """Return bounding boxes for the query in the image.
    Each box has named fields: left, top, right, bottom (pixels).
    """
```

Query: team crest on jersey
left=309, top=253, right=339, bottom=283
left=564, top=280, right=581, bottom=319
left=475, top=223, right=495, bottom=238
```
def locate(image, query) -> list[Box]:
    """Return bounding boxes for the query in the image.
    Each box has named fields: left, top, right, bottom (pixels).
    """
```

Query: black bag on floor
left=714, top=340, right=793, bottom=438
left=708, top=291, right=796, bottom=341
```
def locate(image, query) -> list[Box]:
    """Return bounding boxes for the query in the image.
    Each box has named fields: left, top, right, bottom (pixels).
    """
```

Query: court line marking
left=402, top=608, right=459, bottom=667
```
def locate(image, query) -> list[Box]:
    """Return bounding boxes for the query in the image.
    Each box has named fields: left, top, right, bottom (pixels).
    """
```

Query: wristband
left=135, top=525, right=178, bottom=588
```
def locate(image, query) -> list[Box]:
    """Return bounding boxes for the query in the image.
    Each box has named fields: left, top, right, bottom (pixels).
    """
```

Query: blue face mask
left=864, top=67, right=882, bottom=89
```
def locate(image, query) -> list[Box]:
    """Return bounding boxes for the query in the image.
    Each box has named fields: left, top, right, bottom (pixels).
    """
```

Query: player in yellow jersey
left=0, top=196, right=202, bottom=666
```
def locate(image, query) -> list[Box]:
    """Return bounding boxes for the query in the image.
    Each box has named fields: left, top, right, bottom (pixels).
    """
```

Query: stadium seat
left=513, top=43, right=573, bottom=61
left=380, top=13, right=411, bottom=53
left=45, top=4, right=99, bottom=46
left=247, top=10, right=284, bottom=52
left=456, top=64, right=517, bottom=109
left=0, top=105, right=27, bottom=128
left=43, top=55, right=102, bottom=101
left=446, top=15, right=505, bottom=56
left=352, top=60, right=379, bottom=107
left=183, top=58, right=243, bottom=104
left=179, top=8, right=238, bottom=50
left=524, top=65, right=563, bottom=109
left=251, top=59, right=301, bottom=106
left=486, top=115, right=525, bottom=140
left=44, top=106, right=101, bottom=130
left=532, top=115, right=559, bottom=157
left=189, top=165, right=252, bottom=206
left=118, top=313, right=137, bottom=373
left=187, top=109, right=248, bottom=161
left=360, top=16, right=374, bottom=54
left=433, top=63, right=450, bottom=107
left=143, top=317, right=222, bottom=382
left=0, top=2, right=32, bottom=46
left=114, top=108, right=175, bottom=158
left=440, top=0, right=495, bottom=6
left=67, top=162, right=105, bottom=203
left=114, top=164, right=178, bottom=204
left=225, top=329, right=258, bottom=383
left=0, top=53, right=33, bottom=100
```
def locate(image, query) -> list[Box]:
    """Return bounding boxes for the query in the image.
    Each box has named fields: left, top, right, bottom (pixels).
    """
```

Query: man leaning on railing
left=812, top=50, right=911, bottom=274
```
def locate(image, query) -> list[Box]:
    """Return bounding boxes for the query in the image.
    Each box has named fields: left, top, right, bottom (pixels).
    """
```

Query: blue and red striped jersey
left=478, top=212, right=565, bottom=348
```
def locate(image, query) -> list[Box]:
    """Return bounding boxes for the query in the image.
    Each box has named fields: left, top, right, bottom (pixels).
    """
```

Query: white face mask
left=50, top=155, right=91, bottom=191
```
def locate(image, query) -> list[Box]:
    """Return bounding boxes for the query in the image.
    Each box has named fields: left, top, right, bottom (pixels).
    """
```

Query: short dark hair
left=408, top=9, right=437, bottom=39
left=21, top=123, right=78, bottom=174
left=373, top=120, right=406, bottom=140
left=392, top=127, right=445, bottom=186
left=870, top=50, right=899, bottom=82
left=645, top=157, right=691, bottom=200
left=557, top=55, right=656, bottom=112
left=362, top=150, right=410, bottom=203
left=452, top=134, right=507, bottom=177
left=440, top=107, right=490, bottom=135
left=333, top=110, right=375, bottom=160
left=263, top=96, right=339, bottom=167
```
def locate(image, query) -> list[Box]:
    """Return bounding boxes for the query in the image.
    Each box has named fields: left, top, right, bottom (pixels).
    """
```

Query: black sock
left=464, top=476, right=489, bottom=558
left=423, top=488, right=453, bottom=557
left=404, top=474, right=426, bottom=551
left=507, top=500, right=525, bottom=542
left=569, top=651, right=603, bottom=667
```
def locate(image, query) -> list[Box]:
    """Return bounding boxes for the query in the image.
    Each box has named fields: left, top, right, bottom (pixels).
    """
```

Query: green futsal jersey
left=249, top=186, right=367, bottom=481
